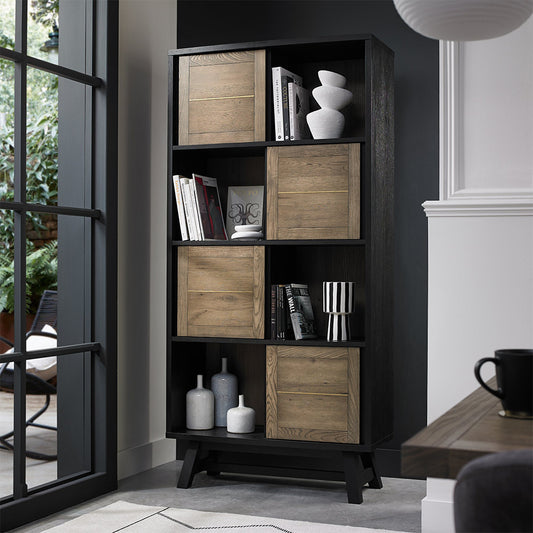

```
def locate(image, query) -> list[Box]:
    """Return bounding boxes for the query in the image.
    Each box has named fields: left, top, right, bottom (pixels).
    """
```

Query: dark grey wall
left=177, top=0, right=439, bottom=477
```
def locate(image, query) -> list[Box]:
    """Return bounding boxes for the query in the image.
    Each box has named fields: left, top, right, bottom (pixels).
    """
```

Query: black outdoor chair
left=0, top=290, right=58, bottom=461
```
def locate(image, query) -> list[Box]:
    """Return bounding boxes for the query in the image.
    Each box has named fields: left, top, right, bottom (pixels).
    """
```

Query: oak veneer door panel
left=179, top=50, right=266, bottom=145
left=177, top=246, right=264, bottom=338
left=266, top=345, right=360, bottom=443
left=266, top=144, right=360, bottom=240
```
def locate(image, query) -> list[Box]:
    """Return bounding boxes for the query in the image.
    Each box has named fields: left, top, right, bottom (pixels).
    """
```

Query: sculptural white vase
left=227, top=394, right=255, bottom=434
left=306, top=108, right=345, bottom=140
left=186, top=374, right=214, bottom=430
left=307, top=70, right=352, bottom=140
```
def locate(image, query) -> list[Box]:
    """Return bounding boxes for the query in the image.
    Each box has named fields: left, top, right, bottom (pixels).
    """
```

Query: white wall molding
left=423, top=198, right=533, bottom=217
left=439, top=40, right=533, bottom=202
left=439, top=40, right=462, bottom=201
left=118, top=438, right=175, bottom=480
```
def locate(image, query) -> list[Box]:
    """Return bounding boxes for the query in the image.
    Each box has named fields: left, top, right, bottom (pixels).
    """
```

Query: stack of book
left=271, top=283, right=317, bottom=340
left=272, top=66, right=311, bottom=141
left=172, top=173, right=228, bottom=241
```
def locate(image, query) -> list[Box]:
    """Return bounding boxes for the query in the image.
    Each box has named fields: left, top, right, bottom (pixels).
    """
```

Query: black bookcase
left=167, top=35, right=394, bottom=503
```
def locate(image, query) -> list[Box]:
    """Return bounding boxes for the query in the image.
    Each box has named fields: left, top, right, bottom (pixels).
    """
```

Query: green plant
left=0, top=240, right=57, bottom=314
left=0, top=108, right=58, bottom=253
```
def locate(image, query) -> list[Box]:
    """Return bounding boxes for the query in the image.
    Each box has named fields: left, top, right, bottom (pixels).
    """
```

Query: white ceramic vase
left=307, top=70, right=352, bottom=140
left=227, top=394, right=255, bottom=434
left=186, top=374, right=214, bottom=430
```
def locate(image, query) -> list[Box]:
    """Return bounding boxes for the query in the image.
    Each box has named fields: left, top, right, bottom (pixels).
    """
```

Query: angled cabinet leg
left=363, top=452, right=383, bottom=489
left=343, top=452, right=365, bottom=504
left=177, top=441, right=200, bottom=488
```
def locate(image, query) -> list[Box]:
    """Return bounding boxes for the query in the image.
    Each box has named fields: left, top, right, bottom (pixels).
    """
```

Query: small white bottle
left=227, top=394, right=255, bottom=434
left=186, top=374, right=214, bottom=430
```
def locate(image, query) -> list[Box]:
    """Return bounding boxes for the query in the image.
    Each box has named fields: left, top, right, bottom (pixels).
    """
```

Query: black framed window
left=0, top=0, right=117, bottom=529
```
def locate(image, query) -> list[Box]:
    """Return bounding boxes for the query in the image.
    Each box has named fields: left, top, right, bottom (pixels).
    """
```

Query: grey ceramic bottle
left=211, top=357, right=238, bottom=427
left=186, top=374, right=214, bottom=430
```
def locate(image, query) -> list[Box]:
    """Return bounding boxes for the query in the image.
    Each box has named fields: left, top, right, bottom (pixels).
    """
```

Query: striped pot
left=323, top=281, right=356, bottom=342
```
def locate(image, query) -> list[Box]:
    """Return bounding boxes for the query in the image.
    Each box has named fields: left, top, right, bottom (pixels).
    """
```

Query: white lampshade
left=393, top=0, right=533, bottom=41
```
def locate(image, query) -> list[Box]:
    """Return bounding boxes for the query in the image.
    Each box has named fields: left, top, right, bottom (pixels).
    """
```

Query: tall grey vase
left=211, top=357, right=238, bottom=427
left=186, top=374, right=214, bottom=430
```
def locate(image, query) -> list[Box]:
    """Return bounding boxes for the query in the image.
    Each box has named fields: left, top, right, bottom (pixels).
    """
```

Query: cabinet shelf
left=171, top=239, right=366, bottom=247
left=172, top=137, right=366, bottom=153
left=166, top=426, right=378, bottom=452
left=171, top=336, right=366, bottom=347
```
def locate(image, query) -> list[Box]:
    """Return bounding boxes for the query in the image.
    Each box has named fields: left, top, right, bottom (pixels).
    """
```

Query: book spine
left=272, top=67, right=283, bottom=141
left=271, top=285, right=277, bottom=340
left=284, top=284, right=301, bottom=340
left=194, top=175, right=214, bottom=239
left=180, top=178, right=197, bottom=240
left=189, top=178, right=204, bottom=240
left=288, top=82, right=296, bottom=141
left=281, top=75, right=291, bottom=141
left=172, top=175, right=189, bottom=241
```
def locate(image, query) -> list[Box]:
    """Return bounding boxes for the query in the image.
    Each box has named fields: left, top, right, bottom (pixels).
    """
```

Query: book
left=271, top=284, right=277, bottom=340
left=285, top=283, right=317, bottom=340
left=288, top=82, right=310, bottom=140
left=193, top=174, right=214, bottom=240
left=172, top=175, right=189, bottom=241
left=281, top=72, right=303, bottom=140
left=272, top=66, right=303, bottom=141
left=193, top=173, right=228, bottom=240
left=179, top=177, right=198, bottom=240
left=189, top=177, right=204, bottom=240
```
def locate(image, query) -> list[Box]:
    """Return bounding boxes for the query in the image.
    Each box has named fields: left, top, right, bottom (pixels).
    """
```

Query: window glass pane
left=27, top=0, right=59, bottom=63
left=26, top=69, right=89, bottom=209
left=26, top=67, right=58, bottom=207
left=0, top=385, right=14, bottom=499
left=26, top=350, right=93, bottom=491
left=0, top=0, right=16, bottom=50
left=0, top=59, right=15, bottom=203
left=28, top=0, right=91, bottom=74
left=26, top=212, right=90, bottom=349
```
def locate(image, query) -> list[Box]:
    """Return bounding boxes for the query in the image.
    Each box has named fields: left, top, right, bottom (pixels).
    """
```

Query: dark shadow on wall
left=176, top=0, right=439, bottom=477
left=118, top=56, right=153, bottom=451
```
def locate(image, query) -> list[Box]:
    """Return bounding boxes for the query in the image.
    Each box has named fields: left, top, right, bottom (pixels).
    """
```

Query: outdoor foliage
left=0, top=241, right=58, bottom=314
left=0, top=0, right=59, bottom=313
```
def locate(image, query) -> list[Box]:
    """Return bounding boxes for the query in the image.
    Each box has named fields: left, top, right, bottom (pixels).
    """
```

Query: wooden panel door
left=266, top=345, right=360, bottom=443
left=179, top=50, right=266, bottom=145
left=177, top=246, right=265, bottom=338
left=266, top=144, right=360, bottom=240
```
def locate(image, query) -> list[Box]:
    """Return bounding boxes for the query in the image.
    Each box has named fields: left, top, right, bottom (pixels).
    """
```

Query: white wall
left=117, top=0, right=177, bottom=479
left=422, top=16, right=533, bottom=533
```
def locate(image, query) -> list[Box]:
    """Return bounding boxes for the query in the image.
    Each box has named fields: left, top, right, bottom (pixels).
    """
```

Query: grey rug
left=42, top=500, right=409, bottom=532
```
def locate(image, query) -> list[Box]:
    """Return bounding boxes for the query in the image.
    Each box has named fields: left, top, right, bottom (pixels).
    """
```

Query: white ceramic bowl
left=312, top=85, right=352, bottom=110
left=306, top=108, right=345, bottom=139
left=318, top=69, right=347, bottom=88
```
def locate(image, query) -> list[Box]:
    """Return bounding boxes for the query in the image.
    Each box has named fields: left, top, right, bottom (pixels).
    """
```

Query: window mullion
left=13, top=0, right=28, bottom=500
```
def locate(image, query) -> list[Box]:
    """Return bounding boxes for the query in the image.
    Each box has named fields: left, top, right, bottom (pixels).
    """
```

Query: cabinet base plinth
left=175, top=440, right=382, bottom=504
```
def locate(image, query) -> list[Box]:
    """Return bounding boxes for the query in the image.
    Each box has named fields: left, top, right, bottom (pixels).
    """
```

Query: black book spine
left=271, top=284, right=277, bottom=340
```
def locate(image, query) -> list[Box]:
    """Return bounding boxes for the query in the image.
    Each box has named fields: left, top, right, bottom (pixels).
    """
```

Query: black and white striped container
left=323, top=281, right=356, bottom=342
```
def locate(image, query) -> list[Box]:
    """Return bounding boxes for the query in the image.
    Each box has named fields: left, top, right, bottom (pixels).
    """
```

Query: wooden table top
left=401, top=377, right=533, bottom=479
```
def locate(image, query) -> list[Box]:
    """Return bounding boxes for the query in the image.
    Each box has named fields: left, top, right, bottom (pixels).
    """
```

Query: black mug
left=474, top=349, right=533, bottom=418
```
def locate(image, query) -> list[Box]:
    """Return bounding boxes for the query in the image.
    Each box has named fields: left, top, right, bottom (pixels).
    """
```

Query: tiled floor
left=1, top=392, right=426, bottom=532
left=13, top=460, right=426, bottom=532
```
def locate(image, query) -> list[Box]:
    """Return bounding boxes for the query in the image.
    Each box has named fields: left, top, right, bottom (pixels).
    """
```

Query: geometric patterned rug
left=42, top=500, right=408, bottom=532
